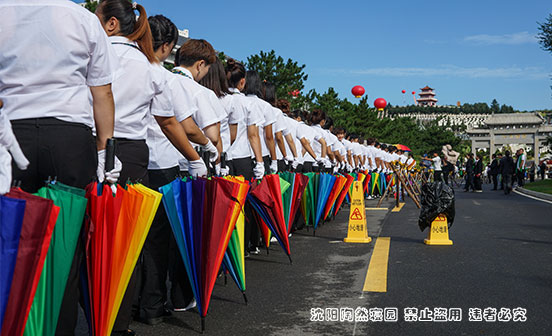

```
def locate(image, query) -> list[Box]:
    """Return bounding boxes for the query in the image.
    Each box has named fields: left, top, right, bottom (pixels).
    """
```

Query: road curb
left=515, top=186, right=552, bottom=201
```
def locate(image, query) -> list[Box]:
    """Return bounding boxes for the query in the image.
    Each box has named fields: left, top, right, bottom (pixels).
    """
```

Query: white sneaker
left=173, top=299, right=196, bottom=312
left=288, top=233, right=292, bottom=238
left=270, top=237, right=278, bottom=243
left=250, top=247, right=261, bottom=255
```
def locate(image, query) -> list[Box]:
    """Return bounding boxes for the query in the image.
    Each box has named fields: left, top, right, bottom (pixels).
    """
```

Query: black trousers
left=516, top=171, right=525, bottom=187
left=541, top=171, right=546, bottom=180
left=113, top=139, right=149, bottom=332
left=302, top=161, right=313, bottom=173
left=491, top=174, right=498, bottom=189
left=9, top=118, right=95, bottom=336
left=464, top=173, right=474, bottom=191
left=139, top=166, right=193, bottom=318
left=503, top=174, right=513, bottom=194
left=474, top=175, right=482, bottom=190
left=434, top=170, right=442, bottom=182
left=263, top=155, right=271, bottom=174
left=231, top=157, right=259, bottom=251
left=278, top=159, right=288, bottom=172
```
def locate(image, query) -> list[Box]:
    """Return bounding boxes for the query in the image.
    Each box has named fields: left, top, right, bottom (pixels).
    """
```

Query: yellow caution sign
left=344, top=181, right=372, bottom=243
left=424, top=214, right=453, bottom=245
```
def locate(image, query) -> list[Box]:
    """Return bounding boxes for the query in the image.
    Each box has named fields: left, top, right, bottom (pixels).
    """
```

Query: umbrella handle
left=105, top=138, right=116, bottom=171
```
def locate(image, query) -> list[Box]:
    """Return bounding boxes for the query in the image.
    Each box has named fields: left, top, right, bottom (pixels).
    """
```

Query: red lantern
left=288, top=89, right=300, bottom=98
left=401, top=90, right=406, bottom=94
left=374, top=98, right=387, bottom=111
left=411, top=91, right=416, bottom=95
left=351, top=85, right=365, bottom=98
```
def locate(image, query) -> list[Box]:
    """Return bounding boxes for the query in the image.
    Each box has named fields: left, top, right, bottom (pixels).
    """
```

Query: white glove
left=284, top=155, right=293, bottom=164
left=215, top=163, right=221, bottom=176
left=333, top=165, right=339, bottom=174
left=270, top=160, right=278, bottom=174
left=292, top=158, right=299, bottom=170
left=316, top=158, right=324, bottom=167
left=96, top=150, right=122, bottom=185
left=346, top=163, right=353, bottom=173
left=200, top=140, right=219, bottom=163
left=377, top=167, right=382, bottom=173
left=189, top=159, right=208, bottom=177
left=220, top=165, right=230, bottom=176
left=0, top=146, right=11, bottom=194
left=0, top=113, right=29, bottom=171
left=323, top=158, right=332, bottom=169
left=253, top=161, right=265, bottom=180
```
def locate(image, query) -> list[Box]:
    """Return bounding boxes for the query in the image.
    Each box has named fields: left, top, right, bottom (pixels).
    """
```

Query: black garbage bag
left=418, top=181, right=455, bottom=232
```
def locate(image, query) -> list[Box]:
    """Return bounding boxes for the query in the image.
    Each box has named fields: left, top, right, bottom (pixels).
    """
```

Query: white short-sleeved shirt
left=172, top=67, right=222, bottom=130
left=281, top=116, right=299, bottom=159
left=432, top=156, right=442, bottom=171
left=399, top=154, right=408, bottom=164
left=109, top=36, right=171, bottom=140
left=218, top=94, right=234, bottom=156
left=326, top=132, right=339, bottom=152
left=300, top=124, right=321, bottom=163
left=310, top=125, right=328, bottom=161
left=246, top=95, right=276, bottom=158
left=0, top=0, right=117, bottom=126
left=146, top=65, right=193, bottom=170
left=227, top=88, right=264, bottom=160
left=272, top=108, right=288, bottom=160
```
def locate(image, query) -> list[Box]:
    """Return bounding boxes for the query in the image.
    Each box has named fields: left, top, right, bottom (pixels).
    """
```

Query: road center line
left=362, top=237, right=391, bottom=292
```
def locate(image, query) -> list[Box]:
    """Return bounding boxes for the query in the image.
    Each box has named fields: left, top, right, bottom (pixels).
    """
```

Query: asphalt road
left=75, top=181, right=552, bottom=336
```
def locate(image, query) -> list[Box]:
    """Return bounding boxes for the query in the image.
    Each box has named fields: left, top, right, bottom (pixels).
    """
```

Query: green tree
left=537, top=14, right=552, bottom=54
left=246, top=50, right=308, bottom=101
left=84, top=0, right=98, bottom=13
left=490, top=99, right=500, bottom=113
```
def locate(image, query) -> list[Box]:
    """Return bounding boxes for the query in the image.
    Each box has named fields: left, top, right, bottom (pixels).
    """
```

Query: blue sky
left=91, top=0, right=552, bottom=111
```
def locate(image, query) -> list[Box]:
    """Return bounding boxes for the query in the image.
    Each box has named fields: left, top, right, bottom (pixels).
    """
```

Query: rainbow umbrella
left=24, top=183, right=88, bottom=336
left=300, top=172, right=317, bottom=228
left=2, top=189, right=58, bottom=336
left=313, top=173, right=335, bottom=231
left=160, top=176, right=248, bottom=332
left=323, top=174, right=347, bottom=221
left=248, top=174, right=292, bottom=261
left=279, top=172, right=309, bottom=234
left=395, top=144, right=411, bottom=152
left=0, top=195, right=26, bottom=331
left=333, top=174, right=354, bottom=217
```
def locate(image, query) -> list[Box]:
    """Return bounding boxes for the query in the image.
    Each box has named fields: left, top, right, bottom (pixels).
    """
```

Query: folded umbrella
left=323, top=174, right=347, bottom=221
left=2, top=189, right=57, bottom=336
left=333, top=174, right=354, bottom=218
left=0, top=195, right=26, bottom=331
left=24, top=183, right=88, bottom=336
left=314, top=173, right=336, bottom=230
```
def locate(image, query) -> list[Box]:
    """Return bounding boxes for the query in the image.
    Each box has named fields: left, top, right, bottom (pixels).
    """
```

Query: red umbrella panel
left=323, top=175, right=347, bottom=221
left=2, top=189, right=58, bottom=336
left=288, top=173, right=309, bottom=234
left=333, top=174, right=355, bottom=218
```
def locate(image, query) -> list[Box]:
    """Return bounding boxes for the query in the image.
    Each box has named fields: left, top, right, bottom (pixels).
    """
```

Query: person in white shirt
left=432, top=152, right=443, bottom=181
left=171, top=41, right=223, bottom=175
left=141, top=15, right=209, bottom=325
left=309, top=110, right=331, bottom=172
left=290, top=110, right=321, bottom=173
left=245, top=71, right=278, bottom=174
left=0, top=105, right=29, bottom=194
left=224, top=58, right=264, bottom=180
left=276, top=99, right=300, bottom=171
left=262, top=83, right=298, bottom=172
left=338, top=132, right=354, bottom=172
left=0, top=1, right=119, bottom=335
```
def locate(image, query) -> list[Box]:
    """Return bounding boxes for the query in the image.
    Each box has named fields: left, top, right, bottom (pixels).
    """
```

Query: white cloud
left=325, top=65, right=548, bottom=80
left=464, top=31, right=536, bottom=45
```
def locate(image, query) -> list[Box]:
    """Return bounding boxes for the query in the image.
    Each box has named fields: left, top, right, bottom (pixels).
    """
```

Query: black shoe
left=111, top=329, right=136, bottom=336
left=138, top=309, right=171, bottom=326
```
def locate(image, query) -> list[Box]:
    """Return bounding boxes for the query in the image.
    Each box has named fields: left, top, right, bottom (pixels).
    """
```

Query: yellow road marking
left=391, top=202, right=405, bottom=212
left=363, top=237, right=391, bottom=292
left=365, top=207, right=388, bottom=211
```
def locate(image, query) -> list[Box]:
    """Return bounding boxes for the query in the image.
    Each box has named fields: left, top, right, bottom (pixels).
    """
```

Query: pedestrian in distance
left=500, top=151, right=515, bottom=195
left=490, top=154, right=500, bottom=190
left=431, top=152, right=443, bottom=182
left=515, top=148, right=526, bottom=187
left=474, top=154, right=483, bottom=192
left=539, top=160, right=547, bottom=180
left=464, top=153, right=475, bottom=192
left=528, top=161, right=536, bottom=183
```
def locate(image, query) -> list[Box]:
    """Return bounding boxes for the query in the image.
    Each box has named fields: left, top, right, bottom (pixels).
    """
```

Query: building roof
left=417, top=97, right=438, bottom=101
left=420, top=85, right=434, bottom=91
left=484, top=113, right=544, bottom=126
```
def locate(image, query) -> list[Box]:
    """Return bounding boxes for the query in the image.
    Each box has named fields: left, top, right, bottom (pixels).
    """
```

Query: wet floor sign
left=344, top=181, right=372, bottom=243
left=424, top=214, right=453, bottom=245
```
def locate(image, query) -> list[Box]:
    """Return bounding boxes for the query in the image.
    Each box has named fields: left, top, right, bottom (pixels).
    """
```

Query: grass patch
left=524, top=179, right=552, bottom=195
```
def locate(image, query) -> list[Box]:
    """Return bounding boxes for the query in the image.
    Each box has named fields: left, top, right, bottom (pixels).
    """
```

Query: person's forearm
left=248, top=125, right=263, bottom=162
left=155, top=116, right=200, bottom=161
left=264, top=124, right=276, bottom=160
left=275, top=131, right=287, bottom=157
left=229, top=123, right=237, bottom=144
left=347, top=151, right=353, bottom=166
left=319, top=138, right=327, bottom=158
left=368, top=157, right=373, bottom=167
left=327, top=150, right=335, bottom=161
left=285, top=134, right=298, bottom=157
left=354, top=155, right=359, bottom=167
left=203, top=123, right=221, bottom=147
left=335, top=151, right=343, bottom=163
left=300, top=138, right=316, bottom=160
left=90, top=84, right=115, bottom=150
left=181, top=117, right=208, bottom=145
